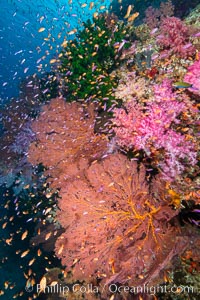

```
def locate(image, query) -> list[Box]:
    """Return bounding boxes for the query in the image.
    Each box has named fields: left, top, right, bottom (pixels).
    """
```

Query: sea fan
left=55, top=153, right=184, bottom=287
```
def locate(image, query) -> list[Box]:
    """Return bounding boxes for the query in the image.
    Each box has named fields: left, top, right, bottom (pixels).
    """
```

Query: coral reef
left=156, top=16, right=195, bottom=58
left=55, top=153, right=188, bottom=288
left=144, top=0, right=174, bottom=29
left=112, top=79, right=197, bottom=181
left=25, top=7, right=200, bottom=297
left=1, top=2, right=200, bottom=300
left=28, top=97, right=108, bottom=188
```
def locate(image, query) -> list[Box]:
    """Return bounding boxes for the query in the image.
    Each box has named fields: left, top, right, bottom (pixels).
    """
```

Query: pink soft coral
left=113, top=80, right=197, bottom=181
left=156, top=16, right=195, bottom=58
left=184, top=59, right=200, bottom=95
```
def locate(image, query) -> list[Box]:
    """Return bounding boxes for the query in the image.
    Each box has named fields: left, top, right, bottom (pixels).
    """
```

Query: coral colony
left=0, top=1, right=200, bottom=299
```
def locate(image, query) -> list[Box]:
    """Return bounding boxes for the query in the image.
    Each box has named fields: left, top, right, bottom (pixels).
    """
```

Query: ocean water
left=0, top=0, right=112, bottom=102
left=0, top=1, right=200, bottom=300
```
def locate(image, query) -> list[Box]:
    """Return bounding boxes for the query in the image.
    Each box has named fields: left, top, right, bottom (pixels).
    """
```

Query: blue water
left=0, top=0, right=111, bottom=103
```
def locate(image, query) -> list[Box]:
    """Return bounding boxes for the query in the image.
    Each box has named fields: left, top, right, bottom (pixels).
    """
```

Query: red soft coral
left=144, top=0, right=174, bottom=29
left=156, top=16, right=195, bottom=58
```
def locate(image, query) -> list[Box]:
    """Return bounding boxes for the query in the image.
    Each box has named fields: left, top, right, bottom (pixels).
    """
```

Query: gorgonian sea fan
left=28, top=97, right=108, bottom=188
left=55, top=153, right=185, bottom=286
left=9, top=121, right=36, bottom=155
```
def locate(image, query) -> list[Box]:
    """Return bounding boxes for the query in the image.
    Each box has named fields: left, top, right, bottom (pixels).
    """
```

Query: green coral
left=58, top=14, right=130, bottom=107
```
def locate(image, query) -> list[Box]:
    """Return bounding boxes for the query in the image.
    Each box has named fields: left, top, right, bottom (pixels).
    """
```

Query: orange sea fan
left=28, top=97, right=108, bottom=188
left=55, top=153, right=186, bottom=287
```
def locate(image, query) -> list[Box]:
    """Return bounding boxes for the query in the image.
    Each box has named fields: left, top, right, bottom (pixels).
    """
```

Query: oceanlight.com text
left=34, top=283, right=200, bottom=296
left=108, top=283, right=198, bottom=295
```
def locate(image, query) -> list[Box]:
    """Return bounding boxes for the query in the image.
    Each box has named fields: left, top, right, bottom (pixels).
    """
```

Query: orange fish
left=21, top=230, right=28, bottom=240
left=128, top=12, right=139, bottom=23
left=124, top=5, right=133, bottom=18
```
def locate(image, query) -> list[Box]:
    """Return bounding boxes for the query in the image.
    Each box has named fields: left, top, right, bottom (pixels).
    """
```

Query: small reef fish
left=89, top=2, right=94, bottom=10
left=14, top=50, right=23, bottom=55
left=173, top=81, right=193, bottom=89
left=21, top=249, right=30, bottom=258
left=127, top=12, right=139, bottom=23
left=124, top=5, right=133, bottom=19
left=182, top=43, right=193, bottom=50
left=21, top=230, right=28, bottom=240
left=150, top=28, right=158, bottom=35
left=38, top=276, right=47, bottom=295
left=38, top=27, right=46, bottom=33
left=193, top=32, right=200, bottom=37
left=68, top=29, right=77, bottom=35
